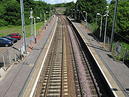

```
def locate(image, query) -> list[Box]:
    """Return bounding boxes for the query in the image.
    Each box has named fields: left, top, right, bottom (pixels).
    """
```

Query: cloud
left=42, top=0, right=77, bottom=4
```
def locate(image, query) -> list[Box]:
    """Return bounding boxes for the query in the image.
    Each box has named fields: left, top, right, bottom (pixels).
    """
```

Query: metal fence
left=0, top=47, right=22, bottom=70
left=112, top=42, right=129, bottom=62
left=81, top=20, right=129, bottom=63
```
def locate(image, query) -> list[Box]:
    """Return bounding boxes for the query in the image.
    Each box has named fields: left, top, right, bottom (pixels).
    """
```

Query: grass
left=87, top=22, right=98, bottom=33
left=0, top=22, right=44, bottom=37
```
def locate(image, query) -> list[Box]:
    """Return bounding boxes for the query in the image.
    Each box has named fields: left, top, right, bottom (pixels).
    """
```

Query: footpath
left=70, top=19, right=129, bottom=97
left=0, top=15, right=58, bottom=97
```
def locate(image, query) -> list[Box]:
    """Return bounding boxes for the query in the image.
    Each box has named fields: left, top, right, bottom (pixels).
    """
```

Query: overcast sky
left=41, top=0, right=111, bottom=4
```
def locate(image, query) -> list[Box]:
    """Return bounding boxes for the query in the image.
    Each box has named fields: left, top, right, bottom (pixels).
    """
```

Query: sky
left=42, top=0, right=77, bottom=4
left=41, top=0, right=111, bottom=4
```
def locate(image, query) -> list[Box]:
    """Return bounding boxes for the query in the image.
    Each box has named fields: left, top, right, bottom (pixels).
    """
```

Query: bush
left=0, top=19, right=8, bottom=26
left=87, top=22, right=98, bottom=33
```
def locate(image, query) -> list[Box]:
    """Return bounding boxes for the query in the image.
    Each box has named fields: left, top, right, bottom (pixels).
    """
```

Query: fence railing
left=0, top=47, right=22, bottom=70
left=112, top=42, right=129, bottom=62
left=81, top=20, right=129, bottom=62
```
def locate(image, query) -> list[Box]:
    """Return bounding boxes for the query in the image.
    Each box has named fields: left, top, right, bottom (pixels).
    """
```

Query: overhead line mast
left=20, top=0, right=27, bottom=54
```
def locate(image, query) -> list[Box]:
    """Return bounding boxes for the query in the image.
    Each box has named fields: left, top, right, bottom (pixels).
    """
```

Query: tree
left=3, top=0, right=20, bottom=25
left=107, top=0, right=129, bottom=42
left=65, top=2, right=75, bottom=16
left=0, top=0, right=52, bottom=26
left=65, top=0, right=107, bottom=23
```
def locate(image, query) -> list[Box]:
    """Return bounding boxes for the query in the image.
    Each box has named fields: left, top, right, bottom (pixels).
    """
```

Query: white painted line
left=29, top=17, right=58, bottom=97
left=87, top=47, right=119, bottom=97
left=72, top=22, right=123, bottom=97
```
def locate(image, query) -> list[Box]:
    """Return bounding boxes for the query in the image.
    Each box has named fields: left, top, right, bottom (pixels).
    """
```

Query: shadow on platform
left=124, top=60, right=129, bottom=68
left=0, top=62, right=4, bottom=68
left=88, top=33, right=103, bottom=42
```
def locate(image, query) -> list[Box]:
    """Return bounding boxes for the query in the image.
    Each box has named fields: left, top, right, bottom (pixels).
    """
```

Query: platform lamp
left=96, top=13, right=103, bottom=39
left=34, top=17, right=40, bottom=43
left=73, top=9, right=75, bottom=19
left=30, top=8, right=34, bottom=43
left=104, top=6, right=109, bottom=46
left=83, top=11, right=88, bottom=25
left=73, top=0, right=77, bottom=20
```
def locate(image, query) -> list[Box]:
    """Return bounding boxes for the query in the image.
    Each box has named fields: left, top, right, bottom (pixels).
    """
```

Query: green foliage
left=0, top=0, right=52, bottom=26
left=117, top=1, right=129, bottom=38
left=64, top=2, right=75, bottom=15
left=4, top=0, right=20, bottom=25
left=107, top=0, right=129, bottom=42
left=77, top=0, right=107, bottom=22
left=0, top=3, right=6, bottom=16
left=65, top=0, right=129, bottom=44
left=65, top=0, right=107, bottom=23
left=0, top=19, right=8, bottom=26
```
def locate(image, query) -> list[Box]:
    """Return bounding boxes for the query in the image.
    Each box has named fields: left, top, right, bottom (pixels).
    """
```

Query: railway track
left=34, top=15, right=101, bottom=97
left=40, top=18, right=64, bottom=97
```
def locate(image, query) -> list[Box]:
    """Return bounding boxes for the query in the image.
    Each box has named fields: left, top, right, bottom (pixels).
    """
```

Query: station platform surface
left=0, top=16, right=58, bottom=97
left=70, top=19, right=129, bottom=97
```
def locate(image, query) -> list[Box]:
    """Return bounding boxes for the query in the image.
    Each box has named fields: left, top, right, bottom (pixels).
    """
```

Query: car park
left=2, top=36, right=18, bottom=43
left=0, top=38, right=13, bottom=47
left=7, top=33, right=22, bottom=40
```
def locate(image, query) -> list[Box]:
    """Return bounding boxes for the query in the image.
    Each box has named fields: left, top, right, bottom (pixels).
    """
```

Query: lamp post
left=75, top=4, right=78, bottom=20
left=73, top=0, right=77, bottom=20
left=110, top=0, right=118, bottom=51
left=45, top=11, right=48, bottom=22
left=83, top=11, right=88, bottom=25
left=71, top=9, right=73, bottom=18
left=20, top=0, right=27, bottom=54
left=97, top=13, right=103, bottom=38
left=104, top=6, right=109, bottom=45
left=34, top=18, right=36, bottom=43
left=34, top=17, right=40, bottom=43
left=78, top=10, right=80, bottom=20
left=44, top=12, right=46, bottom=23
left=96, top=14, right=98, bottom=24
left=83, top=11, right=87, bottom=22
left=30, top=8, right=34, bottom=43
left=77, top=9, right=80, bottom=20
left=43, top=13, right=45, bottom=21
left=73, top=9, right=75, bottom=19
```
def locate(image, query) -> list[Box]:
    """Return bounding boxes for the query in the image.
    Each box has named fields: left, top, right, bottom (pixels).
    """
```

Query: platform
left=0, top=16, right=58, bottom=97
left=69, top=18, right=129, bottom=97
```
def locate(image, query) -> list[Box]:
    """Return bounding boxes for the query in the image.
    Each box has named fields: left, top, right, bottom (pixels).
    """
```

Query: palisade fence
left=0, top=15, right=54, bottom=71
left=0, top=47, right=22, bottom=70
left=112, top=42, right=129, bottom=62
left=81, top=21, right=129, bottom=62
